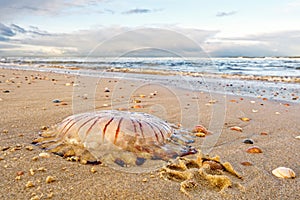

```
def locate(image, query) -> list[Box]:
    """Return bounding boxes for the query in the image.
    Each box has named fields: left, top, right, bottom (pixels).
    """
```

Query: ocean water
left=1, top=57, right=300, bottom=77
left=1, top=57, right=300, bottom=103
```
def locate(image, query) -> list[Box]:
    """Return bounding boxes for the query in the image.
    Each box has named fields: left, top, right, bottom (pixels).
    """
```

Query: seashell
left=203, top=160, right=223, bottom=170
left=250, top=101, right=256, bottom=104
left=275, top=112, right=280, bottom=115
left=230, top=126, right=243, bottom=132
left=295, top=136, right=300, bottom=139
left=46, top=176, right=56, bottom=183
left=246, top=146, right=262, bottom=153
left=65, top=83, right=72, bottom=86
left=240, top=117, right=251, bottom=122
left=272, top=167, right=296, bottom=178
left=104, top=87, right=110, bottom=92
left=39, top=152, right=51, bottom=158
left=33, top=110, right=197, bottom=172
left=192, top=125, right=209, bottom=135
left=252, top=109, right=258, bottom=113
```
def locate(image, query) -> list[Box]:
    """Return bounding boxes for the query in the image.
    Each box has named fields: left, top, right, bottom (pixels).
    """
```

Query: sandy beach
left=0, top=68, right=299, bottom=200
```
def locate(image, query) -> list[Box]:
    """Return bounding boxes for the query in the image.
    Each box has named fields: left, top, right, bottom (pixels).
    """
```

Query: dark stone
left=243, top=139, right=254, bottom=144
left=135, top=157, right=146, bottom=166
left=52, top=99, right=61, bottom=103
left=114, top=158, right=126, bottom=167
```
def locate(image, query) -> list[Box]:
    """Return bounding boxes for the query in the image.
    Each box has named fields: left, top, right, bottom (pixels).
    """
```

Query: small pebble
left=17, top=171, right=24, bottom=176
left=261, top=132, right=268, bottom=135
left=25, top=146, right=34, bottom=151
left=52, top=99, right=61, bottom=103
left=38, top=167, right=47, bottom=172
left=142, top=178, right=148, bottom=182
left=243, top=139, right=254, bottom=144
left=32, top=156, right=39, bottom=161
left=2, top=90, right=10, bottom=93
left=246, top=146, right=262, bottom=153
left=132, top=105, right=143, bottom=109
left=91, top=167, right=97, bottom=173
left=29, top=168, right=35, bottom=176
left=2, top=129, right=8, bottom=134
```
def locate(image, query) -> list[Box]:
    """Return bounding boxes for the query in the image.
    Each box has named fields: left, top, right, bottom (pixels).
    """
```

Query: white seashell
left=295, top=136, right=300, bottom=139
left=272, top=167, right=296, bottom=178
left=39, top=152, right=51, bottom=158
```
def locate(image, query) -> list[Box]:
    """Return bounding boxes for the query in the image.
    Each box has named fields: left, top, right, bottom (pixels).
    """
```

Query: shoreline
left=1, top=64, right=300, bottom=104
left=0, top=68, right=299, bottom=200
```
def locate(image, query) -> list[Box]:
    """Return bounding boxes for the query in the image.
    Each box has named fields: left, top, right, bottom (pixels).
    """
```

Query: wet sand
left=0, top=68, right=299, bottom=200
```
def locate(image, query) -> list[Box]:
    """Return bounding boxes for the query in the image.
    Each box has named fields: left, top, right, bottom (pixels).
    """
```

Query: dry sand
left=0, top=68, right=299, bottom=200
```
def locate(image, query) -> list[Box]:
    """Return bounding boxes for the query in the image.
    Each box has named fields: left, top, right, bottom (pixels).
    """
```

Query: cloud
left=0, top=23, right=16, bottom=37
left=122, top=8, right=162, bottom=15
left=0, top=24, right=217, bottom=57
left=216, top=11, right=237, bottom=17
left=0, top=0, right=105, bottom=20
left=206, top=30, right=300, bottom=57
left=1, top=23, right=300, bottom=57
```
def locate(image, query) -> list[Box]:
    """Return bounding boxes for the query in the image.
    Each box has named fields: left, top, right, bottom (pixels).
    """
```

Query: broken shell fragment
left=246, top=146, right=262, bottom=153
left=240, top=117, right=251, bottom=122
left=295, top=136, right=300, bottom=139
left=241, top=161, right=252, bottom=166
left=272, top=167, right=296, bottom=179
left=230, top=126, right=243, bottom=132
left=26, top=181, right=35, bottom=188
left=46, top=176, right=56, bottom=183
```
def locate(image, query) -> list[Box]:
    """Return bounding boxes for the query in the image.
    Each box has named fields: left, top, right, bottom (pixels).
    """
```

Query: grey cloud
left=0, top=0, right=105, bottom=20
left=122, top=8, right=153, bottom=15
left=0, top=25, right=216, bottom=57
left=216, top=11, right=237, bottom=17
left=0, top=23, right=15, bottom=37
left=209, top=30, right=300, bottom=57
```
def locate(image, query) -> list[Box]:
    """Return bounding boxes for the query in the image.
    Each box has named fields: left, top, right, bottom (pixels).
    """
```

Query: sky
left=0, top=0, right=300, bottom=57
